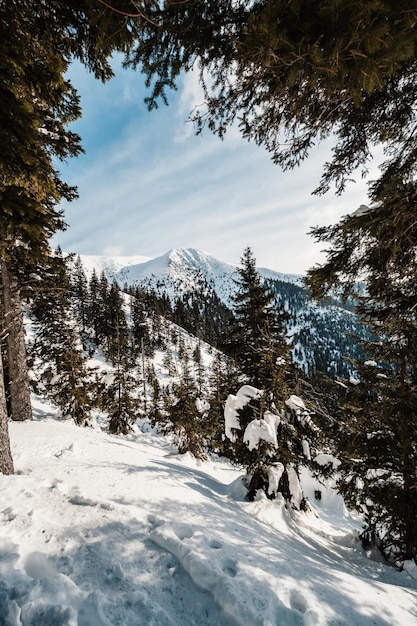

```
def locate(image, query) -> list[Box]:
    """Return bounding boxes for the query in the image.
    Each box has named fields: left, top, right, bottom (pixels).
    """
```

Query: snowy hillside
left=1, top=413, right=417, bottom=626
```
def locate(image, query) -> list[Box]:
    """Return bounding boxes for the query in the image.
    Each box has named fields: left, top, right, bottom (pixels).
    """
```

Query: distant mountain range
left=77, top=247, right=367, bottom=379
left=79, top=247, right=302, bottom=308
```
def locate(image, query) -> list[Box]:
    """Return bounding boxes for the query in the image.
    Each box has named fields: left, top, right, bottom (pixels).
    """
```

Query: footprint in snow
left=173, top=524, right=194, bottom=540
left=54, top=442, right=74, bottom=458
left=209, top=539, right=222, bottom=550
left=1, top=507, right=17, bottom=522
left=68, top=493, right=97, bottom=507
left=289, top=588, right=308, bottom=614
left=222, top=557, right=237, bottom=578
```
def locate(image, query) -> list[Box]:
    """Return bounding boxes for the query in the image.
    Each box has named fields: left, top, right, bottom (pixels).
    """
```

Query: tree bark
left=1, top=260, right=32, bottom=421
left=0, top=345, right=14, bottom=474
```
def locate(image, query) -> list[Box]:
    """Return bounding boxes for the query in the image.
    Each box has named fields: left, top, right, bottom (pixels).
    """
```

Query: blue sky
left=53, top=57, right=375, bottom=274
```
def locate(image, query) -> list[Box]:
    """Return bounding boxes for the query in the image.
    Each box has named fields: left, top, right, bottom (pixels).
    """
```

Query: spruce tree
left=124, top=0, right=416, bottom=200
left=224, top=248, right=323, bottom=505
left=96, top=271, right=112, bottom=349
left=0, top=1, right=142, bottom=470
left=131, top=290, right=152, bottom=358
left=104, top=357, right=139, bottom=436
left=148, top=368, right=165, bottom=428
left=337, top=357, right=417, bottom=563
left=71, top=256, right=89, bottom=335
left=192, top=341, right=205, bottom=393
left=0, top=0, right=81, bottom=426
left=206, top=352, right=242, bottom=455
left=98, top=288, right=139, bottom=435
left=103, top=281, right=130, bottom=365
left=88, top=269, right=101, bottom=345
left=230, top=247, right=289, bottom=406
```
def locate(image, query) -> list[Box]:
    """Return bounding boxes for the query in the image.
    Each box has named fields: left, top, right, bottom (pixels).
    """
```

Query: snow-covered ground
left=1, top=408, right=417, bottom=626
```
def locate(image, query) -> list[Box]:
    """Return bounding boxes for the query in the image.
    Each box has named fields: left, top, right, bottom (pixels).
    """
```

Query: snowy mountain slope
left=1, top=414, right=417, bottom=626
left=78, top=253, right=151, bottom=282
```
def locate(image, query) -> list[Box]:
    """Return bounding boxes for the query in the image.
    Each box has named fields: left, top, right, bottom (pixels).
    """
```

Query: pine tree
left=223, top=249, right=324, bottom=505
left=71, top=256, right=89, bottom=335
left=0, top=1, right=142, bottom=470
left=131, top=290, right=152, bottom=358
left=147, top=367, right=165, bottom=428
left=192, top=341, right=205, bottom=393
left=206, top=352, right=242, bottom=455
left=104, top=358, right=139, bottom=436
left=94, top=271, right=112, bottom=349
left=224, top=384, right=317, bottom=507
left=336, top=357, right=417, bottom=563
left=162, top=350, right=177, bottom=377
left=124, top=0, right=416, bottom=201
left=104, top=281, right=130, bottom=365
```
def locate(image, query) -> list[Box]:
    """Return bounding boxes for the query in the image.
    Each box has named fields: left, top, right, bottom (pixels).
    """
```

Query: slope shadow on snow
left=153, top=459, right=233, bottom=497
left=0, top=518, right=238, bottom=626
left=2, top=420, right=415, bottom=626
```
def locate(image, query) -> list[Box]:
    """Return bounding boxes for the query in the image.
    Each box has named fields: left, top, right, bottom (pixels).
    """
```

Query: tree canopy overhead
left=124, top=0, right=417, bottom=197
left=0, top=0, right=138, bottom=266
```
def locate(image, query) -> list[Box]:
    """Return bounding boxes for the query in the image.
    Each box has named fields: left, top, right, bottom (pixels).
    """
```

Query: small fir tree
left=100, top=308, right=139, bottom=435
left=104, top=363, right=139, bottom=435
left=70, top=256, right=89, bottom=335
left=104, top=281, right=130, bottom=365
left=205, top=351, right=242, bottom=455
left=163, top=363, right=207, bottom=460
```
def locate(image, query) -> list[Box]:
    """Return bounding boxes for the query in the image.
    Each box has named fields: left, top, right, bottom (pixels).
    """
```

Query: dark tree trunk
left=1, top=260, right=32, bottom=421
left=0, top=345, right=14, bottom=474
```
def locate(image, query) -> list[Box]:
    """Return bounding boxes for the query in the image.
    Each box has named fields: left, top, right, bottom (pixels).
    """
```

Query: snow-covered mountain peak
left=167, top=247, right=216, bottom=269
left=159, top=247, right=236, bottom=279
left=106, top=247, right=241, bottom=305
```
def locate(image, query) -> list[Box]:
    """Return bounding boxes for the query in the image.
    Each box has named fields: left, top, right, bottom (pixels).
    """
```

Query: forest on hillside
left=3, top=245, right=410, bottom=567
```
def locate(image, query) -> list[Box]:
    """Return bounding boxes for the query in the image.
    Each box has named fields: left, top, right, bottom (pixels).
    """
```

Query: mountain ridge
left=78, top=246, right=302, bottom=308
